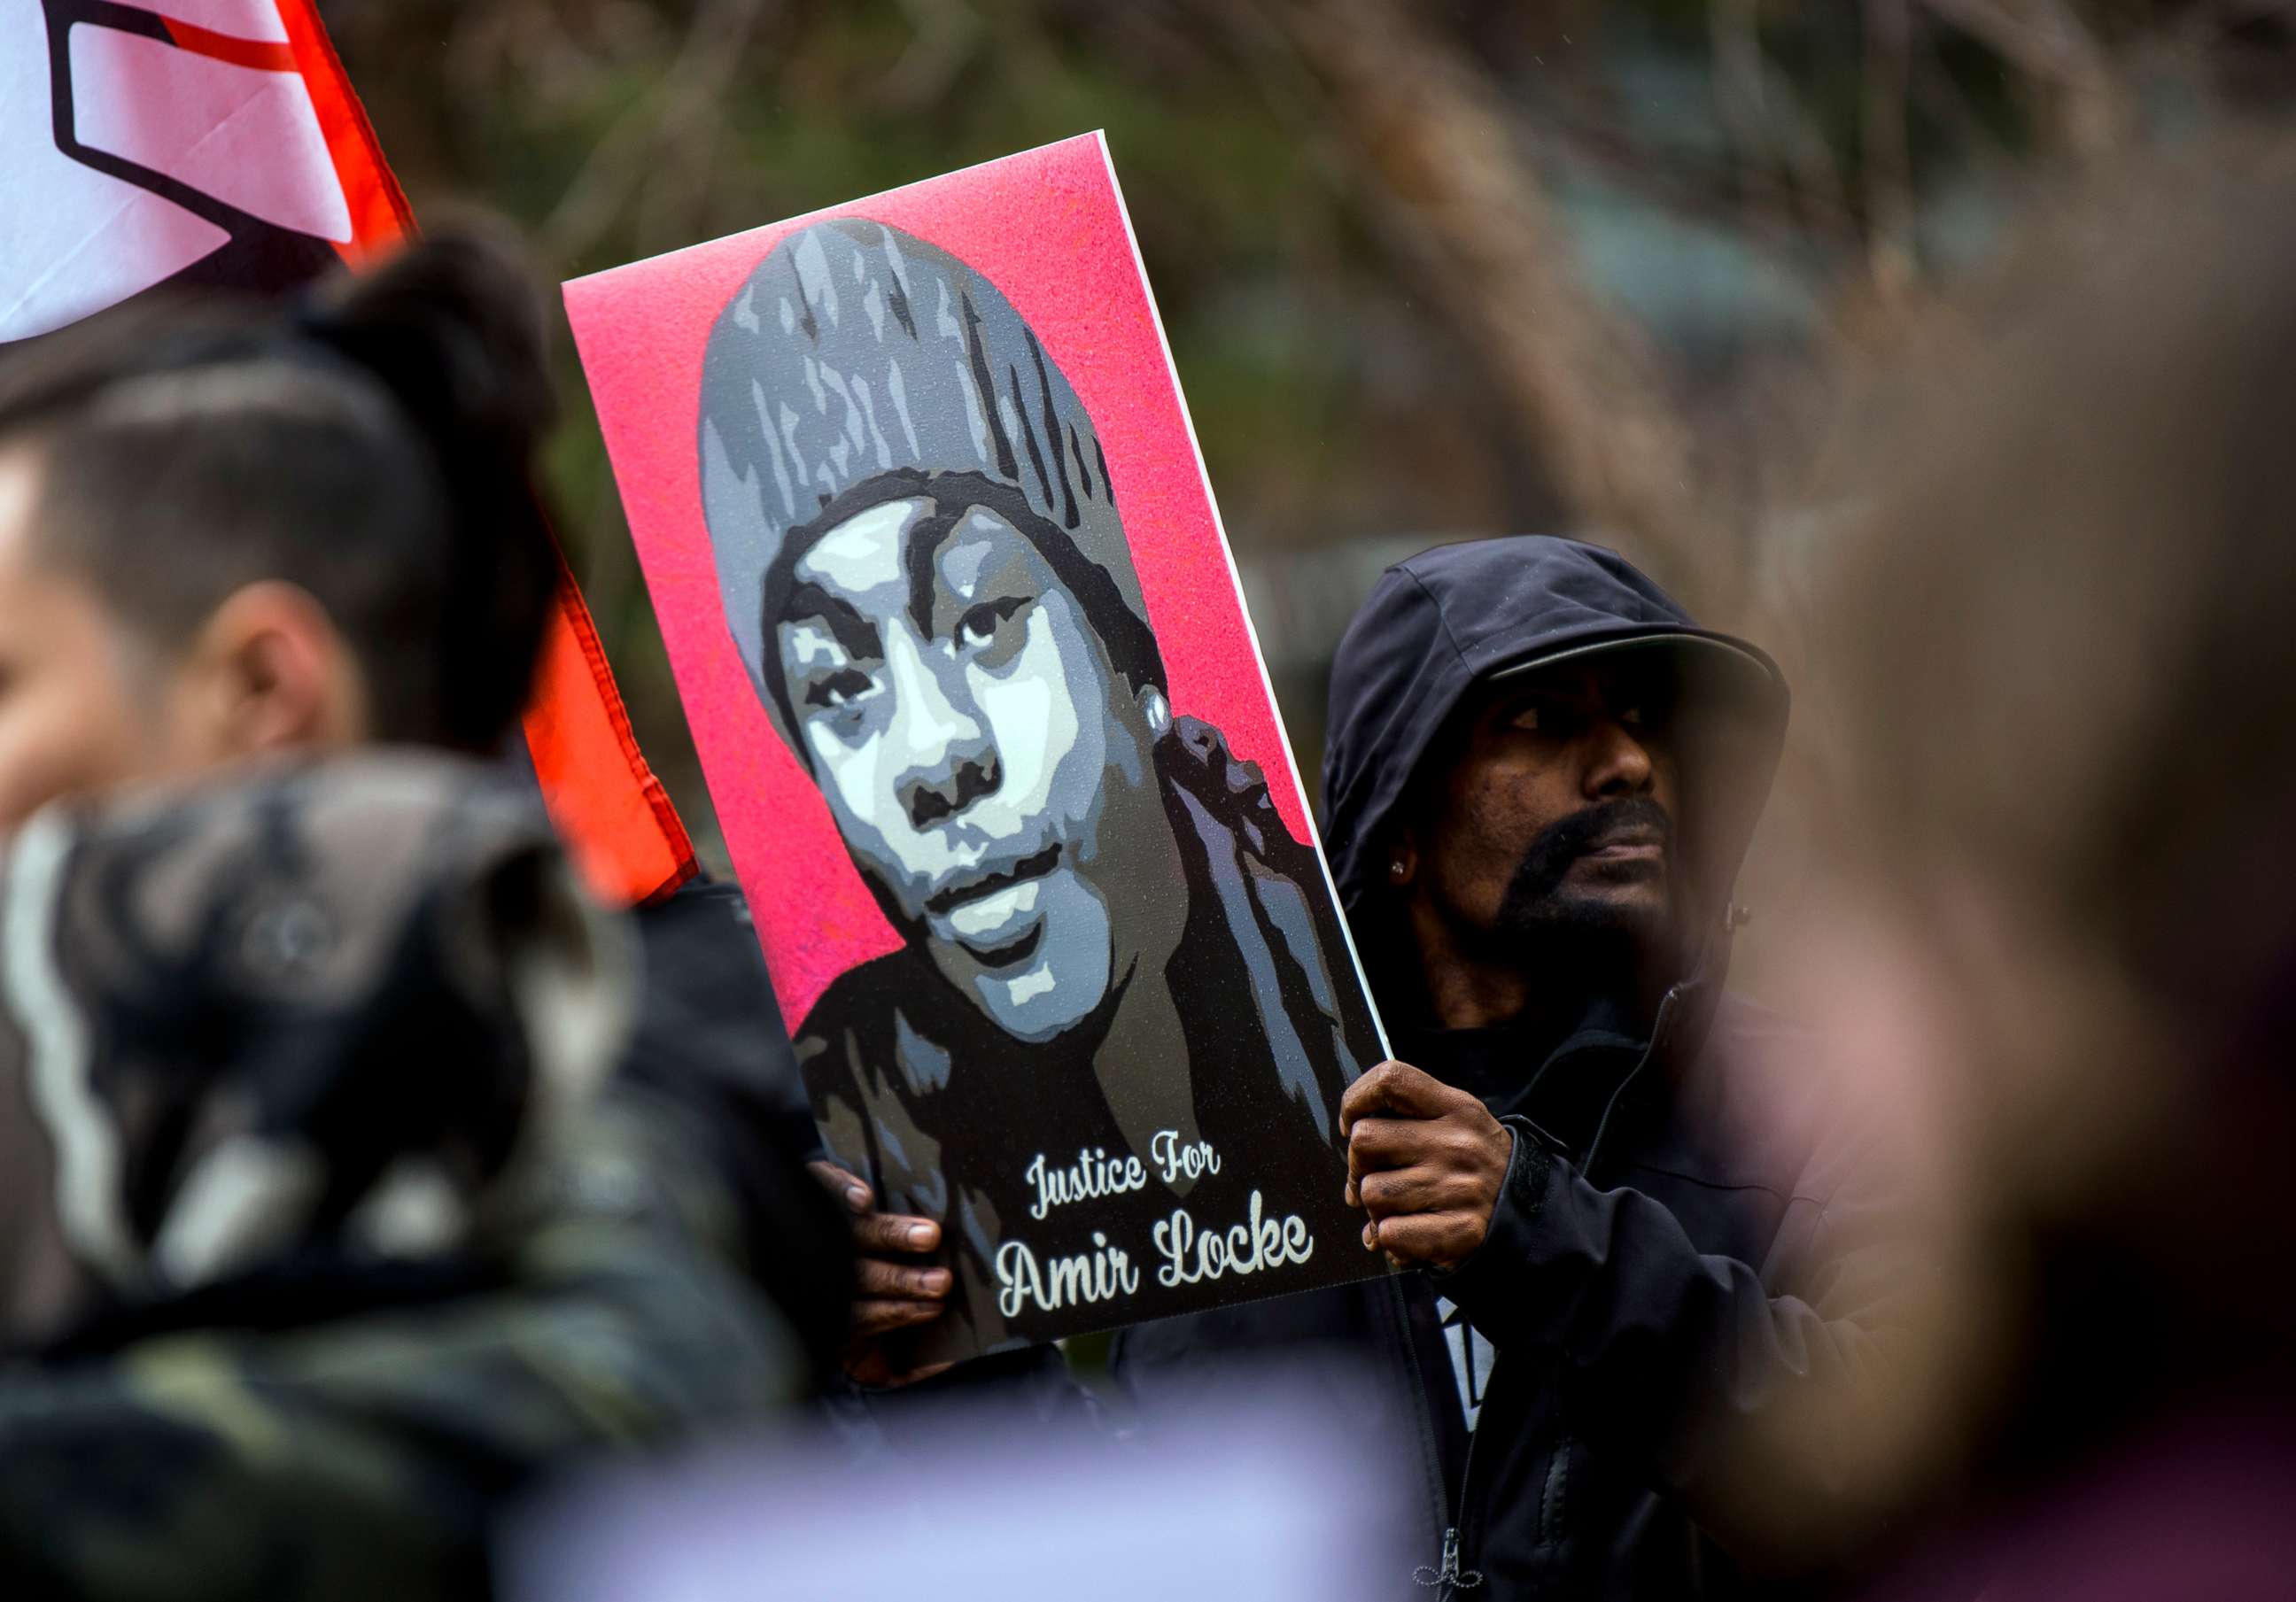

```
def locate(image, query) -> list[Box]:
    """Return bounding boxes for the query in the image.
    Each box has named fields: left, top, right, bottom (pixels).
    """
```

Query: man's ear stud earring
left=1142, top=687, right=1172, bottom=737
left=1391, top=859, right=1408, bottom=879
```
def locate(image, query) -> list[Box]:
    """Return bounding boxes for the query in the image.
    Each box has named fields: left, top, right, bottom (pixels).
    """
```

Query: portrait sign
left=565, top=133, right=1390, bottom=1363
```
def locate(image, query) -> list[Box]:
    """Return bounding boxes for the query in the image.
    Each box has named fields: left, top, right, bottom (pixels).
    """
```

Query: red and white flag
left=0, top=0, right=694, bottom=903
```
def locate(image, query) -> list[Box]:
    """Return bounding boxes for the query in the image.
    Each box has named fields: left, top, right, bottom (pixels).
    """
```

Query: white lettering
left=1152, top=1190, right=1315, bottom=1288
left=1023, top=1146, right=1150, bottom=1221
left=1150, top=1129, right=1222, bottom=1186
left=996, top=1231, right=1143, bottom=1317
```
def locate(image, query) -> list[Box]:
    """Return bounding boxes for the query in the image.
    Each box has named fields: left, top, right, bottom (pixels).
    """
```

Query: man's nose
left=886, top=632, right=999, bottom=828
left=1582, top=717, right=1656, bottom=800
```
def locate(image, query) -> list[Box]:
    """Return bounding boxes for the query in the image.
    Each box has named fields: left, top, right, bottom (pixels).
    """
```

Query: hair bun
left=299, top=220, right=555, bottom=458
left=296, top=220, right=562, bottom=753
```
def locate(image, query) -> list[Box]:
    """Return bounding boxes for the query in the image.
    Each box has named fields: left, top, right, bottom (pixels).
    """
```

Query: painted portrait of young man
left=570, top=137, right=1389, bottom=1358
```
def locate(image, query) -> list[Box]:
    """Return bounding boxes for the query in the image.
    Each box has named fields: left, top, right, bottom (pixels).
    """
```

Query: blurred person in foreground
left=1754, top=142, right=2296, bottom=1600
left=1111, top=533, right=1912, bottom=1598
left=0, top=234, right=843, bottom=1598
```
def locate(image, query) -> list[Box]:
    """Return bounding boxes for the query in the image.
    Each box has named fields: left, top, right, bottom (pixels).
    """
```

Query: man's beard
left=1493, top=796, right=1675, bottom=942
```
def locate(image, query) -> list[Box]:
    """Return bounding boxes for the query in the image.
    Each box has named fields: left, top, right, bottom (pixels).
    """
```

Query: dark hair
left=0, top=223, right=559, bottom=751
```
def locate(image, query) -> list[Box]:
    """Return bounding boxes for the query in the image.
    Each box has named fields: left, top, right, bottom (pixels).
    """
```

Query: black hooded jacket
left=1113, top=538, right=1904, bottom=1599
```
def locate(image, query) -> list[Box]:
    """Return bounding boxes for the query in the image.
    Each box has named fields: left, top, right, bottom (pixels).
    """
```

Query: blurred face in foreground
left=775, top=496, right=1177, bottom=1045
left=1396, top=659, right=1681, bottom=1022
left=0, top=446, right=366, bottom=833
left=0, top=449, right=193, bottom=831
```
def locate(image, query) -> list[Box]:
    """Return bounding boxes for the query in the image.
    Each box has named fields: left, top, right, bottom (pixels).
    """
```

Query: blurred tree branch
left=1229, top=0, right=1741, bottom=609
left=541, top=0, right=780, bottom=260
left=1920, top=0, right=2130, bottom=155
left=1862, top=0, right=1917, bottom=299
left=873, top=0, right=984, bottom=112
left=1709, top=0, right=1858, bottom=252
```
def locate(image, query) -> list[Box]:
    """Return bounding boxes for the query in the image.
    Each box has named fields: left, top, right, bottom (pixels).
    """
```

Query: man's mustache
left=1496, top=797, right=1673, bottom=918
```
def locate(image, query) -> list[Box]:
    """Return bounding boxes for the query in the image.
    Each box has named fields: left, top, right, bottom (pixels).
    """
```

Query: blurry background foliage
left=327, top=0, right=2296, bottom=907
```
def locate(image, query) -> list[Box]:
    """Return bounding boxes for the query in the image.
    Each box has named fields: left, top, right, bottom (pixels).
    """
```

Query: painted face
left=774, top=497, right=1164, bottom=1043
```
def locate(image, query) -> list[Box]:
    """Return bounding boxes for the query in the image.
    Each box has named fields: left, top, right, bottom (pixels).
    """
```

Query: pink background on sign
left=565, top=133, right=1315, bottom=1030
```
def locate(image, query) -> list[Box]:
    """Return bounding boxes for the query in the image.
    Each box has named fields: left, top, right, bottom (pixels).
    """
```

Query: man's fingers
left=1365, top=1211, right=1485, bottom=1268
left=856, top=1258, right=952, bottom=1301
left=1340, top=1059, right=1457, bottom=1134
left=1345, top=1115, right=1423, bottom=1181
left=808, top=1160, right=873, bottom=1215
left=852, top=1297, right=945, bottom=1338
left=852, top=1211, right=942, bottom=1256
left=1348, top=1117, right=1482, bottom=1184
left=1356, top=1164, right=1483, bottom=1219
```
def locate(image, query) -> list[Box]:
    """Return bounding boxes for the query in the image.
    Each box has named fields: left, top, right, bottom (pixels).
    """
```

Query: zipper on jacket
left=1422, top=1348, right=1505, bottom=1596
left=1389, top=1275, right=1464, bottom=1592
left=1413, top=1525, right=1485, bottom=1596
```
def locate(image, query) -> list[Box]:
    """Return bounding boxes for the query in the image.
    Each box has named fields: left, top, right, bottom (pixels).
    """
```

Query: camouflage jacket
left=0, top=755, right=825, bottom=1599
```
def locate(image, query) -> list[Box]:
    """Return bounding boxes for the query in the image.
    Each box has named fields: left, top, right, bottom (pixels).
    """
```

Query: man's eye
left=957, top=595, right=1029, bottom=650
left=805, top=669, right=875, bottom=710
left=1509, top=704, right=1541, bottom=732
left=1619, top=704, right=1645, bottom=727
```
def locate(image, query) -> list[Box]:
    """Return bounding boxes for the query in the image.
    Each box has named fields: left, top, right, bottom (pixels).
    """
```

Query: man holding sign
left=1117, top=537, right=1905, bottom=1599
